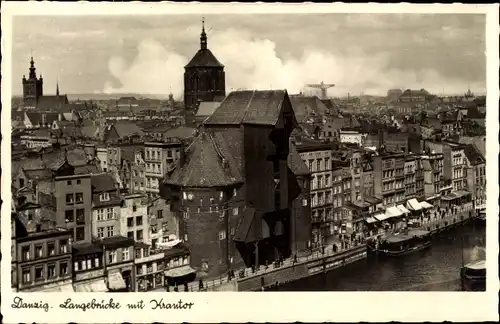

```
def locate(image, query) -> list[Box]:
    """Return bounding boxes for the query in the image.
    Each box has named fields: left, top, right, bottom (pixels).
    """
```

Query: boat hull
left=460, top=266, right=486, bottom=291
left=374, top=240, right=432, bottom=257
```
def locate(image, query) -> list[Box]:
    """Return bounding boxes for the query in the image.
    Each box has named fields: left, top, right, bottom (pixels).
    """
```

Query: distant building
left=22, top=57, right=69, bottom=110
left=184, top=20, right=226, bottom=112
left=386, top=89, right=403, bottom=102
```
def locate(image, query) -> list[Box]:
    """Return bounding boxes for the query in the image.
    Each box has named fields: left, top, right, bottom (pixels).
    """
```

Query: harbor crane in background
left=306, top=81, right=335, bottom=99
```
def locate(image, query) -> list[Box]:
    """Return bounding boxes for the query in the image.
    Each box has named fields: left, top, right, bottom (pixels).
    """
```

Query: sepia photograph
left=1, top=2, right=499, bottom=323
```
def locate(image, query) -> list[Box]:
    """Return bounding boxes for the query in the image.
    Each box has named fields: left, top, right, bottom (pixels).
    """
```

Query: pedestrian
left=184, top=282, right=188, bottom=291
left=293, top=254, right=298, bottom=263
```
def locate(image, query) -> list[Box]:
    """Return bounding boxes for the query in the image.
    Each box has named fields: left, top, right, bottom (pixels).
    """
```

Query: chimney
left=179, top=141, right=186, bottom=167
left=377, top=129, right=384, bottom=151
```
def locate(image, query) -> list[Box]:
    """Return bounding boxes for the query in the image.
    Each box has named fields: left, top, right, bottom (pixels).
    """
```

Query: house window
left=48, top=264, right=56, bottom=278
left=22, top=268, right=31, bottom=283
left=60, top=239, right=68, bottom=253
left=22, top=246, right=31, bottom=261
left=136, top=216, right=143, bottom=226
left=94, top=257, right=100, bottom=268
left=106, top=208, right=114, bottom=220
left=35, top=266, right=44, bottom=281
left=65, top=209, right=74, bottom=223
left=230, top=228, right=235, bottom=236
left=96, top=209, right=105, bottom=221
left=87, top=259, right=92, bottom=270
left=99, top=192, right=110, bottom=201
left=122, top=249, right=130, bottom=261
left=127, top=231, right=134, bottom=239
left=302, top=199, right=308, bottom=207
left=183, top=212, right=189, bottom=220
left=47, top=242, right=56, bottom=256
left=108, top=251, right=117, bottom=264
left=66, top=194, right=74, bottom=205
left=75, top=192, right=84, bottom=204
left=107, top=226, right=115, bottom=237
left=60, top=262, right=68, bottom=276
left=127, top=217, right=134, bottom=227
left=157, top=210, right=163, bottom=219
left=35, top=244, right=43, bottom=259
left=67, top=180, right=72, bottom=185
left=77, top=179, right=81, bottom=185
left=133, top=204, right=137, bottom=212
left=137, top=230, right=143, bottom=240
left=76, top=209, right=85, bottom=225
left=233, top=207, right=239, bottom=216
left=75, top=227, right=85, bottom=241
left=135, top=249, right=142, bottom=259
left=219, top=230, right=226, bottom=240
left=97, top=227, right=105, bottom=238
left=151, top=225, right=158, bottom=234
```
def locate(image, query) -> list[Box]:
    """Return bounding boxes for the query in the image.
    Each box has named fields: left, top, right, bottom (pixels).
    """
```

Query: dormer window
left=100, top=192, right=110, bottom=202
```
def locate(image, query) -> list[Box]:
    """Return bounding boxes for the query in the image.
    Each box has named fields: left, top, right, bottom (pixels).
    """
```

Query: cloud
left=103, top=39, right=188, bottom=97
left=102, top=27, right=484, bottom=98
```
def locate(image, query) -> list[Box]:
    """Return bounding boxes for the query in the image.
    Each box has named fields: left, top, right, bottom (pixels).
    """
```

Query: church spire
left=200, top=17, right=207, bottom=50
left=29, top=56, right=37, bottom=79
left=56, top=79, right=60, bottom=96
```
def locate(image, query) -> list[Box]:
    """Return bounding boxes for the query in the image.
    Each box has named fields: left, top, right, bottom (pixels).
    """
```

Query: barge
left=369, top=229, right=432, bottom=257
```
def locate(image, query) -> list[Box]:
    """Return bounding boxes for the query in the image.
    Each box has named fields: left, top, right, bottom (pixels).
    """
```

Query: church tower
left=22, top=56, right=44, bottom=109
left=183, top=18, right=226, bottom=112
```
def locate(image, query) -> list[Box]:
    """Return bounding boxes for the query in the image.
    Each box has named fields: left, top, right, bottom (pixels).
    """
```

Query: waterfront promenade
left=154, top=203, right=477, bottom=292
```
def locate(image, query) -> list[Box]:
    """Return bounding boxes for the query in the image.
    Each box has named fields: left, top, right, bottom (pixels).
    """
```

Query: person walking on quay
left=293, top=253, right=298, bottom=264
left=332, top=243, right=338, bottom=253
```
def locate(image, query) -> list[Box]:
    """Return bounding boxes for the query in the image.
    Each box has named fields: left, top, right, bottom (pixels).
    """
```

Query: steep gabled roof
left=289, top=95, right=330, bottom=123
left=165, top=131, right=242, bottom=188
left=287, top=144, right=311, bottom=176
left=463, top=144, right=485, bottom=165
left=185, top=49, right=224, bottom=68
left=37, top=95, right=69, bottom=110
left=204, top=90, right=295, bottom=126
left=91, top=174, right=117, bottom=192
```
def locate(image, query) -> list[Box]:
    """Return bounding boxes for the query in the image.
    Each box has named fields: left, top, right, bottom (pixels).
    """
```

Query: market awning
left=407, top=198, right=422, bottom=211
left=108, top=272, right=127, bottom=290
left=157, top=239, right=182, bottom=249
left=74, top=279, right=108, bottom=292
left=365, top=217, right=378, bottom=224
left=397, top=204, right=411, bottom=214
left=419, top=201, right=434, bottom=209
left=373, top=213, right=391, bottom=221
left=385, top=206, right=403, bottom=218
left=164, top=265, right=196, bottom=278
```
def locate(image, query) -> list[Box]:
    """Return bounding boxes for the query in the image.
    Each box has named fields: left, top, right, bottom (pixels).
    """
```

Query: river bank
left=270, top=220, right=485, bottom=291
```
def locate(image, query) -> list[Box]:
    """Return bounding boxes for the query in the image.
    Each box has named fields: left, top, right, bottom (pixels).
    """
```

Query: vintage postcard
left=1, top=1, right=499, bottom=323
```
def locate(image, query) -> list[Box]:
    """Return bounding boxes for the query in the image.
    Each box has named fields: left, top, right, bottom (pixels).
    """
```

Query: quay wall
left=236, top=244, right=367, bottom=291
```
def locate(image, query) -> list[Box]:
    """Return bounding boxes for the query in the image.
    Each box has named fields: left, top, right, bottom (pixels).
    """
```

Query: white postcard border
left=1, top=2, right=499, bottom=323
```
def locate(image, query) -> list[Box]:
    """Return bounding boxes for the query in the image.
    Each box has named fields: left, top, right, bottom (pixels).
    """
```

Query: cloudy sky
left=11, top=14, right=485, bottom=98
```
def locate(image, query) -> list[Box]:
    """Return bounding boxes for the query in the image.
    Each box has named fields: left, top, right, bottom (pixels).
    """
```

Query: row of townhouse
left=11, top=159, right=193, bottom=293
left=294, top=138, right=486, bottom=249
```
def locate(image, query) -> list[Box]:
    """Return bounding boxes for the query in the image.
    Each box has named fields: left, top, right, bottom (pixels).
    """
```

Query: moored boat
left=460, top=260, right=486, bottom=291
left=371, top=229, right=432, bottom=257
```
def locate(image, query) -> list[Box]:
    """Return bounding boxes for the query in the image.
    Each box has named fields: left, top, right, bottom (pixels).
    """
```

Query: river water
left=272, top=222, right=486, bottom=291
